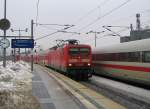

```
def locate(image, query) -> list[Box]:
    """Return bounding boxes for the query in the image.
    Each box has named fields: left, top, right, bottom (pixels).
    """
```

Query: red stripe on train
left=93, top=63, right=150, bottom=72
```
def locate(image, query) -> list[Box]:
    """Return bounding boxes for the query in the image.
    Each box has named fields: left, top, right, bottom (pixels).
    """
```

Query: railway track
left=81, top=76, right=150, bottom=109
left=42, top=66, right=127, bottom=109
left=41, top=65, right=150, bottom=109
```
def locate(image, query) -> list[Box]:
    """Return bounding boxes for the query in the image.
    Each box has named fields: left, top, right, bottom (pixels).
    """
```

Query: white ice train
left=92, top=38, right=150, bottom=86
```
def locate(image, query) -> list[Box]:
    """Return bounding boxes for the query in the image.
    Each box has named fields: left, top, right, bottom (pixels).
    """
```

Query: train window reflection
left=144, top=52, right=150, bottom=62
left=93, top=52, right=141, bottom=62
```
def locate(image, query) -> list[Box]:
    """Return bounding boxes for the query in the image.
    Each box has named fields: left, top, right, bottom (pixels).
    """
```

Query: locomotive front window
left=80, top=48, right=90, bottom=55
left=69, top=48, right=79, bottom=55
left=69, top=48, right=90, bottom=56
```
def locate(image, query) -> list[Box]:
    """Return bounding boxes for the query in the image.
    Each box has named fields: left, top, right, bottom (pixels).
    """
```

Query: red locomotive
left=36, top=39, right=92, bottom=79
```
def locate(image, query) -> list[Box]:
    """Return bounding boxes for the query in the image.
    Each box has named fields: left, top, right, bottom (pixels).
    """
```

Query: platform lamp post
left=11, top=28, right=28, bottom=61
left=86, top=31, right=105, bottom=47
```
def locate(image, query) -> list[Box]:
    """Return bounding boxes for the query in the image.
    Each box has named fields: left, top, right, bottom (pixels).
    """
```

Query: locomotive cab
left=68, top=47, right=91, bottom=67
left=66, top=45, right=92, bottom=79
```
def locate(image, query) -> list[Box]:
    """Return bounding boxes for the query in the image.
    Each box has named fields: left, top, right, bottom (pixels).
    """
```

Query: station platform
left=32, top=65, right=127, bottom=109
left=32, top=65, right=82, bottom=109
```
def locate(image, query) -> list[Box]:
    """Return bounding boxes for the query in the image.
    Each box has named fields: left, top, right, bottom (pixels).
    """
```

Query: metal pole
left=11, top=49, right=13, bottom=62
left=19, top=29, right=21, bottom=60
left=25, top=48, right=26, bottom=55
left=14, top=36, right=16, bottom=62
left=95, top=32, right=96, bottom=47
left=31, top=20, right=34, bottom=72
left=4, top=0, right=6, bottom=19
left=3, top=0, right=7, bottom=67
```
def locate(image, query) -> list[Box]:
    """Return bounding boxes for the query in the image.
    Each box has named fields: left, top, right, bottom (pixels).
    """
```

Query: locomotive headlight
left=68, top=63, right=72, bottom=66
left=88, top=63, right=91, bottom=66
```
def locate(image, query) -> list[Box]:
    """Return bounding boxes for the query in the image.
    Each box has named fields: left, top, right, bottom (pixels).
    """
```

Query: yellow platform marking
left=44, top=69, right=98, bottom=109
left=79, top=89, right=106, bottom=99
left=40, top=65, right=127, bottom=109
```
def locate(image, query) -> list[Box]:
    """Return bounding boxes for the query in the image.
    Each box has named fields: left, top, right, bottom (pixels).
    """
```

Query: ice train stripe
left=93, top=63, right=150, bottom=72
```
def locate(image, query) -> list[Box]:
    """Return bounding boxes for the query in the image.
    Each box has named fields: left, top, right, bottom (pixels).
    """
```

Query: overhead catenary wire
left=94, top=9, right=150, bottom=35
left=35, top=31, right=59, bottom=41
left=63, top=0, right=132, bottom=39
left=56, top=0, right=111, bottom=39
left=35, top=24, right=75, bottom=41
left=78, top=0, right=132, bottom=32
left=88, top=8, right=150, bottom=34
left=100, top=28, right=130, bottom=38
left=35, top=0, right=132, bottom=42
left=75, top=0, right=111, bottom=24
left=113, top=9, right=150, bottom=24
left=58, top=0, right=111, bottom=35
left=39, top=25, right=62, bottom=31
left=85, top=26, right=130, bottom=43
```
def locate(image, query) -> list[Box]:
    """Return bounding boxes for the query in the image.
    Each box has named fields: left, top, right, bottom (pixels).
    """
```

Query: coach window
left=128, top=52, right=140, bottom=62
left=144, top=51, right=150, bottom=62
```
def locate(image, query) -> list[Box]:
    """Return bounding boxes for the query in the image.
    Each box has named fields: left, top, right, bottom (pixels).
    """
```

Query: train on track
left=20, top=38, right=150, bottom=85
left=32, top=39, right=93, bottom=80
left=92, top=38, right=150, bottom=86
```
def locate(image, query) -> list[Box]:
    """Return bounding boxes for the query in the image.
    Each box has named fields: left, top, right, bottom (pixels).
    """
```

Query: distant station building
left=121, top=29, right=150, bottom=43
left=130, top=29, right=150, bottom=41
left=120, top=14, right=150, bottom=43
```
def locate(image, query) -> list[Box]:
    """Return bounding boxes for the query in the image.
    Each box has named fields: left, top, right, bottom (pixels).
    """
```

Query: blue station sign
left=11, top=39, right=34, bottom=48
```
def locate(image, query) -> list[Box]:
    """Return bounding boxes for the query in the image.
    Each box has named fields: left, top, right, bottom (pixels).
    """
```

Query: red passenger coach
left=44, top=40, right=92, bottom=79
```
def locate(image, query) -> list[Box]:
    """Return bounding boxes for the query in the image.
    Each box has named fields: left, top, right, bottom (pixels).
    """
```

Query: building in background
left=120, top=14, right=150, bottom=43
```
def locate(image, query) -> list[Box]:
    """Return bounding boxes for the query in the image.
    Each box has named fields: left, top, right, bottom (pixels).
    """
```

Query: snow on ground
left=0, top=61, right=41, bottom=109
left=0, top=61, right=33, bottom=92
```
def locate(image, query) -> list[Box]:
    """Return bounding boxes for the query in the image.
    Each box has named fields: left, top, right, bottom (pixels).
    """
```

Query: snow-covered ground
left=0, top=61, right=41, bottom=109
left=0, top=61, right=32, bottom=92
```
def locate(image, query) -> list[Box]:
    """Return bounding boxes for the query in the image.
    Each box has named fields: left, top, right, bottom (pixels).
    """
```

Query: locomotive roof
left=93, top=38, right=150, bottom=53
left=66, top=44, right=91, bottom=47
left=46, top=44, right=91, bottom=52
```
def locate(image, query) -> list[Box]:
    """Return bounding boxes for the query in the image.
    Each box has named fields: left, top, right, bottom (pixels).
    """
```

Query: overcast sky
left=0, top=0, right=150, bottom=51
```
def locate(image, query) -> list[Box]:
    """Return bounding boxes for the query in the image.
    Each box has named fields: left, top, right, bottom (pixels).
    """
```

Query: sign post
left=0, top=1, right=34, bottom=70
left=0, top=0, right=11, bottom=67
left=11, top=38, right=34, bottom=72
left=31, top=20, right=34, bottom=72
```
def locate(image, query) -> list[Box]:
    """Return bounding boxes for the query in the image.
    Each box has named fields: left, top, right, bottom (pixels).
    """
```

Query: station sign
left=11, top=39, right=34, bottom=48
